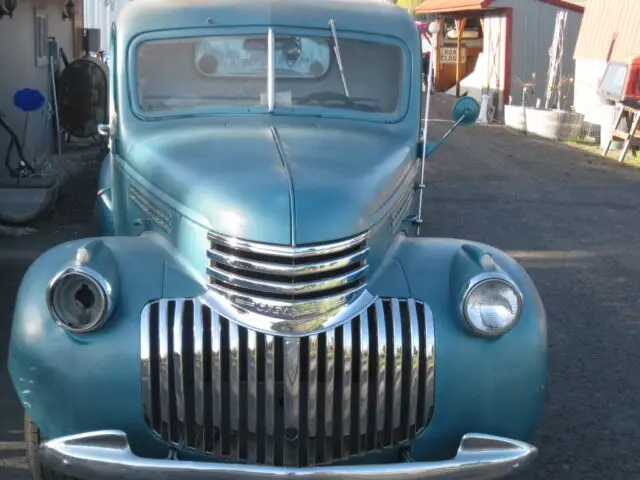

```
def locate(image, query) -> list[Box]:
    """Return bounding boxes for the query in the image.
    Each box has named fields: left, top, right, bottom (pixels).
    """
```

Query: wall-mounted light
left=61, top=0, right=74, bottom=21
left=0, top=0, right=18, bottom=19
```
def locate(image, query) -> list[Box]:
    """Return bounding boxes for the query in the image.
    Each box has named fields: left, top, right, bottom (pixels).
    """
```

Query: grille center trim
left=206, top=231, right=373, bottom=336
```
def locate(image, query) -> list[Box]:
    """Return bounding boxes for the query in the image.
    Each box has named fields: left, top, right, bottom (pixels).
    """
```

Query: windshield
left=135, top=31, right=404, bottom=116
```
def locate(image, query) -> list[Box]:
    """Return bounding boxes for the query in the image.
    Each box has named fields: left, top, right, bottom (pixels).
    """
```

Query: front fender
left=7, top=233, right=204, bottom=451
left=386, top=236, right=547, bottom=460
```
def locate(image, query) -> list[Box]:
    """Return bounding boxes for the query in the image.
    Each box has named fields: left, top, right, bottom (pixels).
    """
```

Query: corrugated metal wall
left=84, top=0, right=131, bottom=52
left=574, top=0, right=640, bottom=62
left=493, top=0, right=582, bottom=108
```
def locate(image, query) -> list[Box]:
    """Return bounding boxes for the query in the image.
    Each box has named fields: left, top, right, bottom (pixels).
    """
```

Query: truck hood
left=126, top=122, right=414, bottom=245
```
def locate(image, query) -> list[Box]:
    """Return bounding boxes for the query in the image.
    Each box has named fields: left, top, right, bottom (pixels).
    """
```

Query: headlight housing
left=47, top=267, right=112, bottom=333
left=461, top=273, right=523, bottom=337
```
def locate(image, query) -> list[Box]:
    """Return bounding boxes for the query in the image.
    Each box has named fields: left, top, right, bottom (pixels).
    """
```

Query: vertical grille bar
left=193, top=302, right=205, bottom=449
left=341, top=322, right=352, bottom=459
left=210, top=312, right=222, bottom=456
left=424, top=304, right=436, bottom=427
left=140, top=305, right=153, bottom=429
left=264, top=336, right=276, bottom=465
left=374, top=299, right=386, bottom=446
left=246, top=330, right=258, bottom=461
left=283, top=338, right=300, bottom=466
left=307, top=334, right=318, bottom=465
left=228, top=322, right=241, bottom=459
left=357, top=312, right=369, bottom=453
left=324, top=330, right=335, bottom=464
left=142, top=297, right=435, bottom=467
left=407, top=300, right=420, bottom=439
left=158, top=300, right=171, bottom=439
left=390, top=299, right=403, bottom=436
left=172, top=300, right=186, bottom=443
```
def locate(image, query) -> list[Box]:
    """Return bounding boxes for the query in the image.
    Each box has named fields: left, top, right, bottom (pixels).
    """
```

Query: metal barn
left=414, top=0, right=584, bottom=118
left=572, top=0, right=640, bottom=131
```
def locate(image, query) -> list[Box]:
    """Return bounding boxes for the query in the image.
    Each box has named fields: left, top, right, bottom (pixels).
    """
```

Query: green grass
left=564, top=138, right=640, bottom=168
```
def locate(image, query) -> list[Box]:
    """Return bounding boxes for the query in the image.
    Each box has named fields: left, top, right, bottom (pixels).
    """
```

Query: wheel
left=24, top=412, right=75, bottom=480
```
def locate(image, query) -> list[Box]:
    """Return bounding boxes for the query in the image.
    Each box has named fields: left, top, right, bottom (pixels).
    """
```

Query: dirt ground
left=1, top=94, right=640, bottom=479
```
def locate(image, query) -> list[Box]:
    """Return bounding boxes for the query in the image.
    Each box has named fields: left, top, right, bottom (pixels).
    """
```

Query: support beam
left=455, top=17, right=467, bottom=98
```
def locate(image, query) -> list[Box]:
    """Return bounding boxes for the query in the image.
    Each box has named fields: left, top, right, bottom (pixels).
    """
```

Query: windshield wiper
left=328, top=19, right=350, bottom=98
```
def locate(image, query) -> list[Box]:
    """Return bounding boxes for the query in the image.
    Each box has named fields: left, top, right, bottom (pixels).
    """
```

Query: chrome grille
left=206, top=232, right=369, bottom=302
left=141, top=297, right=435, bottom=466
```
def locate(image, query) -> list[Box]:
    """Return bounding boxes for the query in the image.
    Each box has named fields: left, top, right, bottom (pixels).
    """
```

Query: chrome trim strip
left=207, top=248, right=369, bottom=277
left=39, top=431, right=538, bottom=480
left=207, top=264, right=369, bottom=296
left=207, top=231, right=368, bottom=258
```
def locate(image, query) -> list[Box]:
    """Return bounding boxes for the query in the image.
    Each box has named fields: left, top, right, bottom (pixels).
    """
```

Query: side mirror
left=451, top=96, right=480, bottom=125
left=418, top=97, right=481, bottom=161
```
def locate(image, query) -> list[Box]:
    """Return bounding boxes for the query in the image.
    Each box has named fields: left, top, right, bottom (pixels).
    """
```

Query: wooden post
left=455, top=17, right=467, bottom=97
left=434, top=18, right=444, bottom=91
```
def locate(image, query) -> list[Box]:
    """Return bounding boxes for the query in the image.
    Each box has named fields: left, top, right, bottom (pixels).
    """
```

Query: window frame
left=127, top=26, right=411, bottom=124
left=34, top=9, right=49, bottom=68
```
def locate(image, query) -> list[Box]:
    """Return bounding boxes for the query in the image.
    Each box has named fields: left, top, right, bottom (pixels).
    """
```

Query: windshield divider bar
left=267, top=28, right=275, bottom=112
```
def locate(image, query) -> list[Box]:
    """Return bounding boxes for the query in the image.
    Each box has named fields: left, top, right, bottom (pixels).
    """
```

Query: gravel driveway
left=1, top=95, right=639, bottom=479
left=424, top=95, right=640, bottom=479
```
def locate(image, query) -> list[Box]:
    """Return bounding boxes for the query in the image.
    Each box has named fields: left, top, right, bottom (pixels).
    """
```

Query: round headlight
left=47, top=268, right=110, bottom=333
left=461, top=274, right=523, bottom=337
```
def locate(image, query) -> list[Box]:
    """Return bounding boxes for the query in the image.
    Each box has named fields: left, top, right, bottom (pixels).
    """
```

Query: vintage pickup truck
left=8, top=0, right=547, bottom=478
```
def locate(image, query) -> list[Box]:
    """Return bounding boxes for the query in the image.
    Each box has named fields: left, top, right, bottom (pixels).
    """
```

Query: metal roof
left=414, top=0, right=583, bottom=14
left=574, top=0, right=640, bottom=61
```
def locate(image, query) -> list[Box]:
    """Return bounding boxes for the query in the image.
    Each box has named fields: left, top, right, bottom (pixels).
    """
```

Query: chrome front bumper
left=40, top=431, right=537, bottom=480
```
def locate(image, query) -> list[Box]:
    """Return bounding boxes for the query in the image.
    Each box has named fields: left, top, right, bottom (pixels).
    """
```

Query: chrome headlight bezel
left=46, top=266, right=113, bottom=333
left=460, top=272, right=524, bottom=338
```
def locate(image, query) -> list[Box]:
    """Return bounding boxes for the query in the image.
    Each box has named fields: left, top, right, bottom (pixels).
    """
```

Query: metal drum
left=57, top=56, right=109, bottom=139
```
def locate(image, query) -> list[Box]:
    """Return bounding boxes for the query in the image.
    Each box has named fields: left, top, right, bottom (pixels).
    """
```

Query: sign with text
left=440, top=47, right=466, bottom=64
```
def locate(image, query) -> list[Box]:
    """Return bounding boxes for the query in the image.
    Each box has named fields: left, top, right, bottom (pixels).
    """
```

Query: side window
left=34, top=9, right=49, bottom=67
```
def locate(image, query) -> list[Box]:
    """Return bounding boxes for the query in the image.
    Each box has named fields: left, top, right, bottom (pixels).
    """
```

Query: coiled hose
left=0, top=113, right=36, bottom=178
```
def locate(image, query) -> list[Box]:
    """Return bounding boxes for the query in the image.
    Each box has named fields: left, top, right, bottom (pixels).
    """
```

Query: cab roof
left=116, top=0, right=418, bottom=46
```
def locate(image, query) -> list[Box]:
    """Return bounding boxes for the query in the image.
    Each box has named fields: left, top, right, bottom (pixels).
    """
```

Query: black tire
left=24, top=412, right=75, bottom=480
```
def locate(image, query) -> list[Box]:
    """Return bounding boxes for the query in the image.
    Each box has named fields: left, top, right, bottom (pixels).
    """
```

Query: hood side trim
left=270, top=126, right=296, bottom=246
